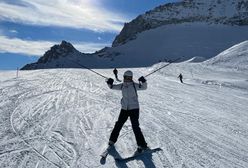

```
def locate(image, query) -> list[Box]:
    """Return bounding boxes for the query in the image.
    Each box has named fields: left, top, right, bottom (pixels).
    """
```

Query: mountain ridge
left=113, top=0, right=248, bottom=46
left=21, top=0, right=248, bottom=70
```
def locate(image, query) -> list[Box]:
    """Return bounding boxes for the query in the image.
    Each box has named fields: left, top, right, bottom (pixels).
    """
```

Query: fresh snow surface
left=0, top=62, right=248, bottom=168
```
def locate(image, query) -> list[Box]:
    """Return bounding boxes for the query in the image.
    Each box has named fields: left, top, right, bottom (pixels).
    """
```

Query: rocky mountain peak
left=38, top=40, right=76, bottom=64
left=112, top=0, right=248, bottom=47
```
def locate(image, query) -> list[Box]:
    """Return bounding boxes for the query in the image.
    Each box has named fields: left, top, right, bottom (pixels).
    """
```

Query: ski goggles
left=123, top=76, right=132, bottom=80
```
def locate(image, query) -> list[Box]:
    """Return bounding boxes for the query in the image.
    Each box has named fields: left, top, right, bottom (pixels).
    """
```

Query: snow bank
left=205, top=41, right=248, bottom=70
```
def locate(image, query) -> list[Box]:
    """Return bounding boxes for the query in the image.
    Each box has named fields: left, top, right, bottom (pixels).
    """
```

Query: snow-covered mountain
left=105, top=0, right=248, bottom=66
left=113, top=0, right=248, bottom=46
left=21, top=41, right=114, bottom=70
left=21, top=0, right=248, bottom=70
left=22, top=41, right=80, bottom=70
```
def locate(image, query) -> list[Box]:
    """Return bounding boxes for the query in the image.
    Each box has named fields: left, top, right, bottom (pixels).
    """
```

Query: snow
left=109, top=23, right=248, bottom=67
left=144, top=0, right=241, bottom=21
left=205, top=40, right=248, bottom=70
left=1, top=59, right=248, bottom=167
left=184, top=57, right=206, bottom=63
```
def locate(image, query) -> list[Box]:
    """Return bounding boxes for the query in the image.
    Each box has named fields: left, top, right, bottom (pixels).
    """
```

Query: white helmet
left=123, top=70, right=133, bottom=77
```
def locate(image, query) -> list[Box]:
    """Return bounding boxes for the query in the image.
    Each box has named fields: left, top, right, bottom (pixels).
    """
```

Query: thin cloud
left=0, top=0, right=129, bottom=32
left=9, top=29, right=18, bottom=33
left=0, top=36, right=110, bottom=56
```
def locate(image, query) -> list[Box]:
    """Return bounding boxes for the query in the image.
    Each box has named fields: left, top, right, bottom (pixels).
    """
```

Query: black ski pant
left=180, top=78, right=183, bottom=83
left=109, top=109, right=147, bottom=148
left=114, top=74, right=119, bottom=80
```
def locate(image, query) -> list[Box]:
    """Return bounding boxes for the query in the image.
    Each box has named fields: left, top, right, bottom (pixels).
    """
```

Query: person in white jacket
left=106, top=70, right=148, bottom=153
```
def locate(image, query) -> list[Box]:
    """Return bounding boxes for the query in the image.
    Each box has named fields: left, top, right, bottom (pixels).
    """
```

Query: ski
left=115, top=147, right=162, bottom=162
left=100, top=145, right=114, bottom=165
left=100, top=145, right=112, bottom=158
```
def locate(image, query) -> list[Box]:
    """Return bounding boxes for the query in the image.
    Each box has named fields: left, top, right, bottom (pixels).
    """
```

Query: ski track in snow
left=0, top=64, right=248, bottom=168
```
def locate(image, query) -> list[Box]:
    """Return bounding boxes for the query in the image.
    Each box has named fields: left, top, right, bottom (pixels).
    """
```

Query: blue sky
left=0, top=0, right=178, bottom=70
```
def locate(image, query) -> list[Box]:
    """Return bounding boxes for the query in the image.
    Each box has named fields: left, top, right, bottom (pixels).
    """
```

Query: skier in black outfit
left=113, top=68, right=120, bottom=81
left=106, top=70, right=148, bottom=153
left=178, top=73, right=183, bottom=83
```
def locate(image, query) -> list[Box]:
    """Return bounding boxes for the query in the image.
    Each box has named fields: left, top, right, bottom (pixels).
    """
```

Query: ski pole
left=69, top=59, right=109, bottom=79
left=16, top=67, right=19, bottom=78
left=144, top=57, right=182, bottom=78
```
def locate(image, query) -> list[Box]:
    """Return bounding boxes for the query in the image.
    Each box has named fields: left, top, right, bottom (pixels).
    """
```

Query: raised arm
left=108, top=83, right=122, bottom=90
left=135, top=76, right=147, bottom=90
left=106, top=78, right=122, bottom=90
left=134, top=82, right=147, bottom=90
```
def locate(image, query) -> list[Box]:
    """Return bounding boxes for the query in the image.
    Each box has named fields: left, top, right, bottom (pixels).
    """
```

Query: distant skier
left=106, top=70, right=148, bottom=154
left=178, top=73, right=183, bottom=83
left=113, top=68, right=120, bottom=81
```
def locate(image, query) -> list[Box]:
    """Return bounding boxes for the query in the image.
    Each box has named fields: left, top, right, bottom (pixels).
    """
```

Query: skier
left=178, top=73, right=183, bottom=83
left=113, top=68, right=120, bottom=81
left=106, top=70, right=148, bottom=154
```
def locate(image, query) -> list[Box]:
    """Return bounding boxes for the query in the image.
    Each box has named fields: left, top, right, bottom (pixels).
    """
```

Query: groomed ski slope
left=0, top=62, right=248, bottom=168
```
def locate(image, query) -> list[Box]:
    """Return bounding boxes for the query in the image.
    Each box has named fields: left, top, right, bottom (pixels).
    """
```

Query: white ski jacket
left=108, top=81, right=147, bottom=110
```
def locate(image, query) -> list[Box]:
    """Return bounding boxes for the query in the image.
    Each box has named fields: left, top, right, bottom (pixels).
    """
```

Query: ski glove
left=138, top=76, right=146, bottom=83
left=106, top=78, right=114, bottom=85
